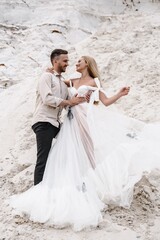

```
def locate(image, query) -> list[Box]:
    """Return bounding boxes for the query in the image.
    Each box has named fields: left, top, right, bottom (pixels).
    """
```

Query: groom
left=32, top=49, right=85, bottom=185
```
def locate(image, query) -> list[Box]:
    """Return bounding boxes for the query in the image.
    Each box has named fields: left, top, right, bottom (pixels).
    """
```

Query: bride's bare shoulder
left=90, top=78, right=98, bottom=88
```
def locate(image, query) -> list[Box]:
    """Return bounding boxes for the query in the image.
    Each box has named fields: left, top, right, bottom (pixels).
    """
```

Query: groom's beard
left=58, top=65, right=67, bottom=73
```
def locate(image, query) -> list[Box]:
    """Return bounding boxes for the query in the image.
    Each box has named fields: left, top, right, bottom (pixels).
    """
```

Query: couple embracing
left=32, top=49, right=129, bottom=186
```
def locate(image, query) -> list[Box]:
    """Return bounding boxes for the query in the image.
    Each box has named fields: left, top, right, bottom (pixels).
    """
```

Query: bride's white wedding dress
left=10, top=78, right=160, bottom=231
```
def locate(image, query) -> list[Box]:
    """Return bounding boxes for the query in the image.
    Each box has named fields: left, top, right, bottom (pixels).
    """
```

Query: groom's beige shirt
left=32, top=71, right=68, bottom=128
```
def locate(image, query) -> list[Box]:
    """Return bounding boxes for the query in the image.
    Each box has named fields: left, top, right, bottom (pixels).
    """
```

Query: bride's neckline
left=71, top=85, right=88, bottom=91
left=70, top=77, right=99, bottom=90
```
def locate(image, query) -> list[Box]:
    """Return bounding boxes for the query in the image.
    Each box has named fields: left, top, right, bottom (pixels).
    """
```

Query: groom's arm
left=59, top=96, right=85, bottom=107
left=38, top=72, right=64, bottom=108
left=38, top=73, right=85, bottom=108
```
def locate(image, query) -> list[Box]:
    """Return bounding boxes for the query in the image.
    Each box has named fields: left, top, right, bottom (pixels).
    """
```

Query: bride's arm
left=64, top=78, right=79, bottom=88
left=99, top=87, right=130, bottom=106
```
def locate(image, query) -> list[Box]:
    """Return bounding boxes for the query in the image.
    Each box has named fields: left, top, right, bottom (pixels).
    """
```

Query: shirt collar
left=53, top=71, right=64, bottom=80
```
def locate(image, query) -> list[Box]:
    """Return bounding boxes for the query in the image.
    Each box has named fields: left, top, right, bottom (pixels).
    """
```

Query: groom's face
left=56, top=54, right=69, bottom=73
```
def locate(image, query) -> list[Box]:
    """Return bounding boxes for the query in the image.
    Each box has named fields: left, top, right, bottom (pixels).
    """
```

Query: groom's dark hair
left=50, top=49, right=68, bottom=63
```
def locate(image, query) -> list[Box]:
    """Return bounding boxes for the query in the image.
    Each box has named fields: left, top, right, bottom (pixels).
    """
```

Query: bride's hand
left=118, top=87, right=130, bottom=96
left=46, top=67, right=54, bottom=73
left=85, top=90, right=93, bottom=103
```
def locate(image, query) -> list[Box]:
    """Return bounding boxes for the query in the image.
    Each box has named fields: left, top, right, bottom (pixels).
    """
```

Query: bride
left=10, top=56, right=160, bottom=231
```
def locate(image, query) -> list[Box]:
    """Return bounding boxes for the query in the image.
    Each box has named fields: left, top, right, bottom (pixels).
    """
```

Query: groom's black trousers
left=32, top=122, right=60, bottom=185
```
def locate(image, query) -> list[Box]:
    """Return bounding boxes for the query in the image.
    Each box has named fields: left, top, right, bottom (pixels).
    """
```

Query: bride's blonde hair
left=82, top=56, right=101, bottom=105
left=82, top=56, right=100, bottom=80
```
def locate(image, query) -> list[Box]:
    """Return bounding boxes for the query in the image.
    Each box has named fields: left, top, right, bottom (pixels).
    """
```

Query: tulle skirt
left=10, top=103, right=160, bottom=230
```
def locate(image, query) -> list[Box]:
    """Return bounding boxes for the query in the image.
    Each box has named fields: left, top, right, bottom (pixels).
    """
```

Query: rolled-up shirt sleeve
left=38, top=73, right=63, bottom=107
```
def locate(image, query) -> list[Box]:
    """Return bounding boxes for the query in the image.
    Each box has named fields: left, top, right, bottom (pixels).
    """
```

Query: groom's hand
left=69, top=95, right=85, bottom=106
left=59, top=95, right=85, bottom=107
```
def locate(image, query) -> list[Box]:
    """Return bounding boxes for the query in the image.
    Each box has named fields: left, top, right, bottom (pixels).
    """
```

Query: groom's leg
left=32, top=122, right=60, bottom=185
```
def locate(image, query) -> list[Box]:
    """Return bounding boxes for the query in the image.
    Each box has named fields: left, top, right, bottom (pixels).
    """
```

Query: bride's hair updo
left=82, top=56, right=100, bottom=80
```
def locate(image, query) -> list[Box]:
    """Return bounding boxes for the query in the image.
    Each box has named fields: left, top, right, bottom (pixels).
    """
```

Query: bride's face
left=76, top=58, right=88, bottom=73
